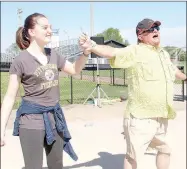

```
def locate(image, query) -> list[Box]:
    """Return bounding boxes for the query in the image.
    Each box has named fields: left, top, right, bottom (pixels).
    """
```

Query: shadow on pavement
left=22, top=152, right=125, bottom=169
left=64, top=152, right=125, bottom=169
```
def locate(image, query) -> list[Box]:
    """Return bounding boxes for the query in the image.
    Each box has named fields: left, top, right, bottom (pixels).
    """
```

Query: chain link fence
left=58, top=66, right=128, bottom=105
left=1, top=40, right=186, bottom=108
left=169, top=46, right=186, bottom=101
left=173, top=66, right=185, bottom=101
left=1, top=66, right=184, bottom=108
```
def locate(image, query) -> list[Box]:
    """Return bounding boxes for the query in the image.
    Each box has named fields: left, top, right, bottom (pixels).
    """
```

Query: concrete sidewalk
left=1, top=101, right=186, bottom=169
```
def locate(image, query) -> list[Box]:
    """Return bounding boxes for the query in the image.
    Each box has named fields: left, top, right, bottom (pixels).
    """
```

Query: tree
left=164, top=46, right=186, bottom=61
left=179, top=51, right=186, bottom=61
left=96, top=27, right=128, bottom=45
left=124, top=39, right=130, bottom=46
left=5, top=43, right=21, bottom=57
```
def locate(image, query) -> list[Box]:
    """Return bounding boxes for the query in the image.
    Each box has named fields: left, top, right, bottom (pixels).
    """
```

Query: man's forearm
left=90, top=44, right=117, bottom=59
left=175, top=68, right=187, bottom=80
left=79, top=35, right=117, bottom=59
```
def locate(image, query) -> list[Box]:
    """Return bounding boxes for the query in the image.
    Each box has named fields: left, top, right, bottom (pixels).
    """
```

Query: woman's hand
left=1, top=133, right=5, bottom=147
left=79, top=33, right=95, bottom=54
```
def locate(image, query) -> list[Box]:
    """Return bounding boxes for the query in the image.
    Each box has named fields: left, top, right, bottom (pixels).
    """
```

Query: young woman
left=1, top=13, right=89, bottom=169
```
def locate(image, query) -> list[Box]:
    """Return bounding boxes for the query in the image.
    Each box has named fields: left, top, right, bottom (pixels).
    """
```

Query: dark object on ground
left=120, top=95, right=128, bottom=102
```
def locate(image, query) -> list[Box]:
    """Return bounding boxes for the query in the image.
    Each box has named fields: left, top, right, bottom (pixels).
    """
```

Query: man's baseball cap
left=136, top=18, right=161, bottom=35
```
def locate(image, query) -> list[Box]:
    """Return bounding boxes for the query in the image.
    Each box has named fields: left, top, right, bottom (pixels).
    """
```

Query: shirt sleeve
left=55, top=50, right=67, bottom=70
left=164, top=51, right=178, bottom=74
left=109, top=45, right=136, bottom=69
left=9, top=56, right=23, bottom=78
left=169, top=61, right=178, bottom=74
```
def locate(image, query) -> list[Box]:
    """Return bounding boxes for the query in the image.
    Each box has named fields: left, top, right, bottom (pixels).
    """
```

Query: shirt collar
left=139, top=43, right=164, bottom=52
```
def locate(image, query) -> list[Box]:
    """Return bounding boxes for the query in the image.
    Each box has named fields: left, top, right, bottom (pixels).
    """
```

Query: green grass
left=1, top=72, right=127, bottom=109
left=1, top=61, right=185, bottom=109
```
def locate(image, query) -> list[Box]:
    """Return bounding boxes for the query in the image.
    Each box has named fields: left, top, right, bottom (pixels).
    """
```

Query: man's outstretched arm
left=175, top=67, right=187, bottom=80
left=79, top=33, right=119, bottom=58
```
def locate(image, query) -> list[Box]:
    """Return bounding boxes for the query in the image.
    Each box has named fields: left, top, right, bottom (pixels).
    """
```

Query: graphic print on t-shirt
left=34, top=64, right=59, bottom=90
left=45, top=69, right=55, bottom=81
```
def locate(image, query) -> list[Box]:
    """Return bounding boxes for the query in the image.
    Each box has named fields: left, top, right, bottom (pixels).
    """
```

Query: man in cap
left=79, top=18, right=187, bottom=169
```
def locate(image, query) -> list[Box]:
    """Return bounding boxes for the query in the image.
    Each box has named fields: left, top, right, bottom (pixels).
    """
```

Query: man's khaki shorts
left=123, top=114, right=171, bottom=163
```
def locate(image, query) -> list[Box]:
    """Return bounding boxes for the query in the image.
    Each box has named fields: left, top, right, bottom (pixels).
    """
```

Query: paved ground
left=1, top=99, right=186, bottom=169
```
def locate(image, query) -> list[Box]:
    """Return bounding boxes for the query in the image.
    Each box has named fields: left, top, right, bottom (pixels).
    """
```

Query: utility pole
left=17, top=8, right=23, bottom=27
left=63, top=30, right=70, bottom=58
left=90, top=2, right=94, bottom=36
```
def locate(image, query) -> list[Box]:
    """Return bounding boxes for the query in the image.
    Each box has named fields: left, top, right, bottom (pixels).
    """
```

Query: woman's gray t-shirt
left=9, top=49, right=66, bottom=130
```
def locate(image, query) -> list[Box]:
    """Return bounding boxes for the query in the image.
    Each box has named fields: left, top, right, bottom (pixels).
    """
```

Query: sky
left=1, top=2, right=186, bottom=52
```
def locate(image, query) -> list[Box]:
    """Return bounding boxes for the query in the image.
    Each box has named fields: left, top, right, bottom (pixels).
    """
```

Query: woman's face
left=29, top=17, right=52, bottom=46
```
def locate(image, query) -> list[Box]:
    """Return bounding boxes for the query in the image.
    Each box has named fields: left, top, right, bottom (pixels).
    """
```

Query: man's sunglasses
left=142, top=26, right=160, bottom=34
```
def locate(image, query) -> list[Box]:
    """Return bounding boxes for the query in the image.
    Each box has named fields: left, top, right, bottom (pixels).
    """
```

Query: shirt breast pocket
left=137, top=61, right=159, bottom=81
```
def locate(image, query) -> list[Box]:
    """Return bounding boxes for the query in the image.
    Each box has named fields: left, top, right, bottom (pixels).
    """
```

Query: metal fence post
left=112, top=69, right=115, bottom=85
left=80, top=71, right=82, bottom=80
left=70, top=76, right=73, bottom=104
left=181, top=66, right=185, bottom=101
left=110, top=69, right=112, bottom=84
left=182, top=80, right=185, bottom=101
left=92, top=64, right=95, bottom=82
left=124, top=69, right=126, bottom=86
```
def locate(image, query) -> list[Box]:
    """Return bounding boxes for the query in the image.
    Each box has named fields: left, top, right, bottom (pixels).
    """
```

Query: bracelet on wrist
left=82, top=52, right=89, bottom=57
left=91, top=40, right=97, bottom=48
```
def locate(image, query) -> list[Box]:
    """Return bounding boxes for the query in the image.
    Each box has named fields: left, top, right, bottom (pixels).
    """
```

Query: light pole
left=83, top=2, right=110, bottom=107
left=17, top=8, right=23, bottom=27
left=63, top=30, right=70, bottom=58
left=90, top=2, right=94, bottom=36
left=63, top=30, right=70, bottom=42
